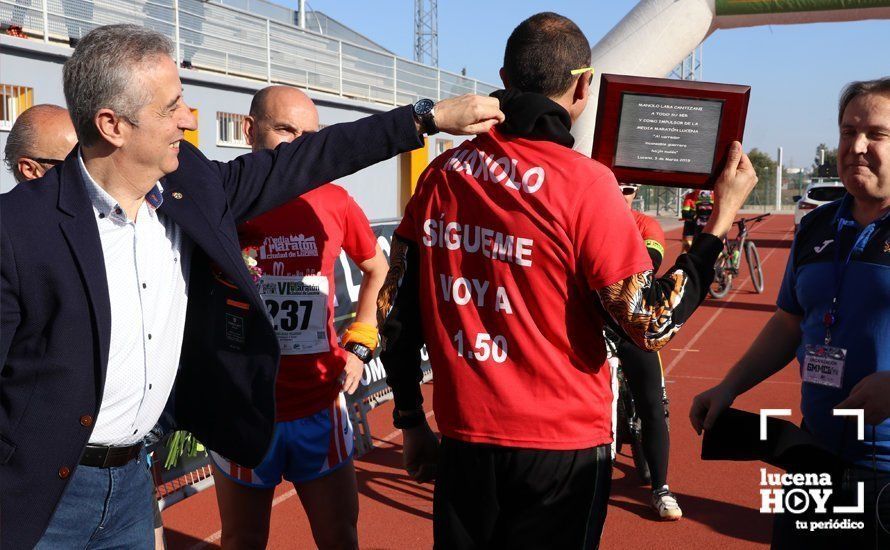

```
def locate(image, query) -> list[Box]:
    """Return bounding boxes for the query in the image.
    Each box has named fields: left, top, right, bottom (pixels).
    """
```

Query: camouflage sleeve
left=377, top=236, right=425, bottom=412
left=597, top=234, right=724, bottom=352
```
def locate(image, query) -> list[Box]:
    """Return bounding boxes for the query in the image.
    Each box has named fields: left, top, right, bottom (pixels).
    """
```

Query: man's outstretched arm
left=196, top=95, right=504, bottom=224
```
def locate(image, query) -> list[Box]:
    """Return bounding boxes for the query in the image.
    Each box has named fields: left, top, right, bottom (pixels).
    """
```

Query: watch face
left=348, top=342, right=372, bottom=361
left=414, top=98, right=435, bottom=117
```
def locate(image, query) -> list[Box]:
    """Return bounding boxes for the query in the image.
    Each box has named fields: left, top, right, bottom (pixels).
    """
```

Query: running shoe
left=652, top=486, right=682, bottom=520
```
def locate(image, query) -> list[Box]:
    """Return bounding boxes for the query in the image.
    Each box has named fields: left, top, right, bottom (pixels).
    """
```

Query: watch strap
left=344, top=341, right=373, bottom=363
left=421, top=111, right=439, bottom=136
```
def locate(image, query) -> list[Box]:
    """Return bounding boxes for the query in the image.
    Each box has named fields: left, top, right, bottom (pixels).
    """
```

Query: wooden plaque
left=591, top=74, right=750, bottom=189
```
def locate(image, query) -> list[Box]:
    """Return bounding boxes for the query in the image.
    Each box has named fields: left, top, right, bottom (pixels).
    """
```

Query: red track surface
left=164, top=213, right=799, bottom=549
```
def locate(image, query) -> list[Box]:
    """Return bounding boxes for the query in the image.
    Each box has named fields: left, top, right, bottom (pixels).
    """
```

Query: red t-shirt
left=632, top=210, right=665, bottom=248
left=682, top=190, right=700, bottom=210
left=239, top=184, right=377, bottom=421
left=396, top=129, right=652, bottom=450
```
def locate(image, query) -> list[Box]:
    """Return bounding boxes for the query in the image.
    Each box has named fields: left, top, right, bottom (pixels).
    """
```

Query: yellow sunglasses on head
left=570, top=66, right=595, bottom=84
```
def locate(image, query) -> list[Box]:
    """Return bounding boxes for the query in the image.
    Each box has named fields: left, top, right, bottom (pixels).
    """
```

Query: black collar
left=490, top=89, right=574, bottom=148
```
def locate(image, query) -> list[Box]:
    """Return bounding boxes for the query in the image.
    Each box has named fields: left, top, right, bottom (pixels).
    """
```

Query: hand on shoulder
left=434, top=95, right=505, bottom=136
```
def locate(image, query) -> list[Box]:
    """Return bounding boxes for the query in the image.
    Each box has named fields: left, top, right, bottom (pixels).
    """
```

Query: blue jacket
left=777, top=195, right=890, bottom=471
left=0, top=105, right=422, bottom=549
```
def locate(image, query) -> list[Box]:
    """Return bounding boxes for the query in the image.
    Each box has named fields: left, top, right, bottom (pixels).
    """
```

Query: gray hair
left=63, top=24, right=174, bottom=147
left=3, top=104, right=69, bottom=183
left=838, top=77, right=890, bottom=125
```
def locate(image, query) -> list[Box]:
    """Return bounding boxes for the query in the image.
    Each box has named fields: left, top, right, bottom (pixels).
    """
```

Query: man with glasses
left=3, top=104, right=76, bottom=183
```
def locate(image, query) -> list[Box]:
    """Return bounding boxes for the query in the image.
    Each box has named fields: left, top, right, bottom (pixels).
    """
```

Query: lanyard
left=824, top=218, right=876, bottom=345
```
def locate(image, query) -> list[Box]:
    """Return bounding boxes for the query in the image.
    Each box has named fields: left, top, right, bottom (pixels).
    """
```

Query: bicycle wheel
left=709, top=253, right=733, bottom=299
left=746, top=241, right=764, bottom=293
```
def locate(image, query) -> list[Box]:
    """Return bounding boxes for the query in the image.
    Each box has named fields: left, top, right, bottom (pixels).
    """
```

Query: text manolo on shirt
left=396, top=128, right=651, bottom=450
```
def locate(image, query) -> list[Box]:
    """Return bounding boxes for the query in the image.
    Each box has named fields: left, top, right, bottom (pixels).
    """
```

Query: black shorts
left=433, top=437, right=612, bottom=550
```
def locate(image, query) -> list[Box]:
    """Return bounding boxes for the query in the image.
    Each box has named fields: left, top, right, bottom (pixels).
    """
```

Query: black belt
left=80, top=443, right=143, bottom=468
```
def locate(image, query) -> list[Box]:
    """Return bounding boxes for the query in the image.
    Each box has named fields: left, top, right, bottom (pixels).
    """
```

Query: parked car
left=794, top=179, right=847, bottom=229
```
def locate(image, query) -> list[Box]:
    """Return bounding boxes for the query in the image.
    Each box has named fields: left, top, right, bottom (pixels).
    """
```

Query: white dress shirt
left=79, top=153, right=193, bottom=446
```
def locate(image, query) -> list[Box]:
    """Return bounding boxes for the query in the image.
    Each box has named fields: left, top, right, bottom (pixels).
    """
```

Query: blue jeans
left=35, top=449, right=155, bottom=549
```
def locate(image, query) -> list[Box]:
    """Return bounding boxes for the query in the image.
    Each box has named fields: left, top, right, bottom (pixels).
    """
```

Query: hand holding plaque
left=591, top=74, right=750, bottom=190
left=703, top=141, right=759, bottom=238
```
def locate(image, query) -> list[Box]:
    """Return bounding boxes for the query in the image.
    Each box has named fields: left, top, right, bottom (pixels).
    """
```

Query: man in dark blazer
left=0, top=24, right=502, bottom=549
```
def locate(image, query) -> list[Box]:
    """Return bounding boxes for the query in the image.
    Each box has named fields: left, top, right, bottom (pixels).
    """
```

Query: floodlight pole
left=776, top=146, right=784, bottom=211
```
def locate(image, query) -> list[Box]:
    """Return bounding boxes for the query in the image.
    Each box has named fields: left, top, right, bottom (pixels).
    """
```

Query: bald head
left=244, top=86, right=319, bottom=152
left=3, top=104, right=77, bottom=183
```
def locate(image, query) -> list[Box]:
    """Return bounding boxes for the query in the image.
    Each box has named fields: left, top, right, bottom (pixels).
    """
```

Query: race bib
left=802, top=344, right=846, bottom=389
left=258, top=275, right=330, bottom=355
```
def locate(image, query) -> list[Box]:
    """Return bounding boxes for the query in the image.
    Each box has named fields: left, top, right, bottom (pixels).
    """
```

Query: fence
left=636, top=178, right=806, bottom=216
left=0, top=0, right=497, bottom=106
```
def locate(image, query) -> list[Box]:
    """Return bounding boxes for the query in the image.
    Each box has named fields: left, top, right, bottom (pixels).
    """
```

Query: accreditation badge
left=258, top=275, right=330, bottom=355
left=802, top=344, right=846, bottom=389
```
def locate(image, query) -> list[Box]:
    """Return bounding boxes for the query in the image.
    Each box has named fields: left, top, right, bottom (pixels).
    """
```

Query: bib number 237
left=265, top=299, right=313, bottom=332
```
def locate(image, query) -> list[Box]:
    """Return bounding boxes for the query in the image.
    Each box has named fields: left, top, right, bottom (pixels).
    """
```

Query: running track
left=164, top=213, right=799, bottom=549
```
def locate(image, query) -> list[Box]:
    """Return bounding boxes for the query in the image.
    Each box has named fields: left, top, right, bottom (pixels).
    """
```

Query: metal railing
left=0, top=0, right=498, bottom=106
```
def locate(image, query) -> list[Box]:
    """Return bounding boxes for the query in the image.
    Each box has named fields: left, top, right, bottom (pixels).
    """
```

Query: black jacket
left=0, top=105, right=422, bottom=549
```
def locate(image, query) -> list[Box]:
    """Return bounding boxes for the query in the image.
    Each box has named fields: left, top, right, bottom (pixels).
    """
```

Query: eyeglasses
left=28, top=157, right=65, bottom=167
left=620, top=185, right=639, bottom=196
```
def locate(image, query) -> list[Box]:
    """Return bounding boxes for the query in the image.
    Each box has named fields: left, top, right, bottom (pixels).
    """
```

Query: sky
left=278, top=1, right=889, bottom=170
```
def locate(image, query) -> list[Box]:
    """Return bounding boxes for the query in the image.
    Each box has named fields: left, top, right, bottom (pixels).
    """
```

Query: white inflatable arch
left=571, top=0, right=890, bottom=154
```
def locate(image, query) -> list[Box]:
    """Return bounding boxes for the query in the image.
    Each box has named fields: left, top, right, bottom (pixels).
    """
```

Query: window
left=807, top=186, right=846, bottom=202
left=0, top=84, right=34, bottom=131
left=184, top=108, right=199, bottom=147
left=436, top=138, right=454, bottom=156
left=216, top=111, right=248, bottom=147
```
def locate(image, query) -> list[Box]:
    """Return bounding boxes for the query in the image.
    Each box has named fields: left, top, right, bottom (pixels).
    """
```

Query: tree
left=744, top=148, right=778, bottom=206
left=748, top=148, right=777, bottom=183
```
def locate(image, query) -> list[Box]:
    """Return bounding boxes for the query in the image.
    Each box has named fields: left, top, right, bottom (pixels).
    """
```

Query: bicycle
left=708, top=213, right=771, bottom=299
left=614, top=362, right=652, bottom=484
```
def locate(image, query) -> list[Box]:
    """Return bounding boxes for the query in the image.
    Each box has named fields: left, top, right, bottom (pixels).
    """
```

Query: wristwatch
left=393, top=407, right=426, bottom=429
left=413, top=98, right=439, bottom=136
left=344, top=341, right=373, bottom=363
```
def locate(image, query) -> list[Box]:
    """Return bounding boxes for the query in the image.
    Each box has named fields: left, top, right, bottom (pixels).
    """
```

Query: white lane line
left=190, top=409, right=436, bottom=549
left=664, top=226, right=794, bottom=376
left=668, top=373, right=799, bottom=386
